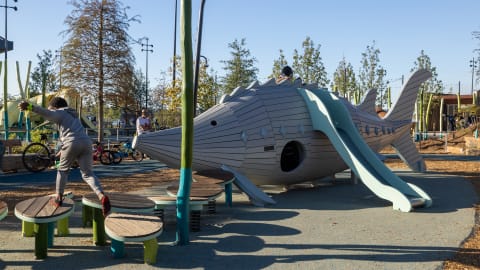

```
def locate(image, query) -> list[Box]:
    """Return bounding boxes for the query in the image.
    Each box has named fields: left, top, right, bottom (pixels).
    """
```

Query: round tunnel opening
left=280, top=141, right=304, bottom=172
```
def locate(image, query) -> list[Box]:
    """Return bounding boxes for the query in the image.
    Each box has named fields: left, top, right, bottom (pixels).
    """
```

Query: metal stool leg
left=92, top=208, right=106, bottom=246
left=34, top=223, right=48, bottom=259
left=110, top=239, right=125, bottom=258
left=57, top=217, right=70, bottom=236
left=207, top=200, right=216, bottom=214
left=22, top=221, right=34, bottom=237
left=143, top=238, right=158, bottom=264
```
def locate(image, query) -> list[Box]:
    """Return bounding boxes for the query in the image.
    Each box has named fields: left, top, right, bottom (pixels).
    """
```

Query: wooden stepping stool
left=166, top=183, right=223, bottom=214
left=104, top=213, right=163, bottom=264
left=147, top=196, right=209, bottom=231
left=193, top=169, right=235, bottom=207
left=14, top=196, right=75, bottom=259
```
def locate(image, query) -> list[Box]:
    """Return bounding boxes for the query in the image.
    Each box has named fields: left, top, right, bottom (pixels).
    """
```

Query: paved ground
left=0, top=167, right=477, bottom=270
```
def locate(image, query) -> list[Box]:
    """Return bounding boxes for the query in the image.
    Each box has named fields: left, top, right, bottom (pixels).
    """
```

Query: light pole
left=55, top=47, right=63, bottom=91
left=141, top=37, right=153, bottom=110
left=470, top=57, right=477, bottom=95
left=172, top=0, right=177, bottom=88
left=1, top=0, right=17, bottom=140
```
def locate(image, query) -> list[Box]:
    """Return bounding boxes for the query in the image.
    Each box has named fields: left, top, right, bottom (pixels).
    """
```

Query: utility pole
left=141, top=38, right=153, bottom=110
left=470, top=57, right=477, bottom=95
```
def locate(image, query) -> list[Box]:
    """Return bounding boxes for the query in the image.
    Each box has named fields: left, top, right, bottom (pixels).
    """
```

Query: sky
left=3, top=0, right=480, bottom=104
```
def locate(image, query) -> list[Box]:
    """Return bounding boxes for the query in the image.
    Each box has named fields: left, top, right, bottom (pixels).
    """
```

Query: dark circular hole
left=211, top=120, right=217, bottom=126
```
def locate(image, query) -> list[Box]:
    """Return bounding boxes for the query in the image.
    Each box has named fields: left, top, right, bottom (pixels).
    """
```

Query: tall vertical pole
left=172, top=0, right=178, bottom=88
left=3, top=0, right=9, bottom=139
left=470, top=57, right=477, bottom=95
left=176, top=0, right=193, bottom=245
left=141, top=38, right=153, bottom=110
left=192, top=0, right=206, bottom=116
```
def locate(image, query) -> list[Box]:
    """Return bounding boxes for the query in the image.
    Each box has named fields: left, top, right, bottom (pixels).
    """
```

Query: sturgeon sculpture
left=133, top=69, right=433, bottom=212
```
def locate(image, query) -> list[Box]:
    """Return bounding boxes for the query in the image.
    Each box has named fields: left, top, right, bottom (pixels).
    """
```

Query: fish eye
left=210, top=120, right=217, bottom=126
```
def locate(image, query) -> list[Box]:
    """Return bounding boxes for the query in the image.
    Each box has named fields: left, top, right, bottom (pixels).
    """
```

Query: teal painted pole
left=176, top=0, right=194, bottom=245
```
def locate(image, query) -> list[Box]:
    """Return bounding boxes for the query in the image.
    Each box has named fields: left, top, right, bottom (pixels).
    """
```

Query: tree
left=29, top=50, right=57, bottom=101
left=331, top=57, right=357, bottom=102
left=61, top=0, right=136, bottom=142
left=473, top=29, right=480, bottom=84
left=410, top=50, right=444, bottom=132
left=197, top=63, right=219, bottom=113
left=358, top=41, right=387, bottom=107
left=292, top=36, right=329, bottom=87
left=221, top=38, right=258, bottom=94
left=270, top=49, right=288, bottom=79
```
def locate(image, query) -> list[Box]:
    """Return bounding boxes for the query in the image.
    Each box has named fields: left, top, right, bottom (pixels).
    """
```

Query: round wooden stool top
left=166, top=183, right=223, bottom=199
left=15, top=196, right=75, bottom=223
left=104, top=213, right=163, bottom=242
left=82, top=192, right=155, bottom=213
left=193, top=169, right=234, bottom=185
left=0, top=200, right=8, bottom=220
left=148, top=195, right=209, bottom=206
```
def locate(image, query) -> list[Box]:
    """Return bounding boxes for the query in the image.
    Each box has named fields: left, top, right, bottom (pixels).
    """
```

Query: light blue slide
left=299, top=88, right=432, bottom=212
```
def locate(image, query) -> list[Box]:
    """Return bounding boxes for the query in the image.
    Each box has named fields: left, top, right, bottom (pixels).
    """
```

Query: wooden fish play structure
left=133, top=69, right=433, bottom=212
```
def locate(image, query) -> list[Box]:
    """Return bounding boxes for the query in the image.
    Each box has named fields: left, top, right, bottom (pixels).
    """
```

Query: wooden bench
left=193, top=169, right=235, bottom=207
left=104, top=213, right=163, bottom=264
left=82, top=193, right=155, bottom=246
left=147, top=196, right=209, bottom=232
left=0, top=200, right=7, bottom=220
left=14, top=196, right=75, bottom=259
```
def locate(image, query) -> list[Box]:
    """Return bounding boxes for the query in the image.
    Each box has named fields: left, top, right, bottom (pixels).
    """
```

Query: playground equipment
left=134, top=69, right=433, bottom=212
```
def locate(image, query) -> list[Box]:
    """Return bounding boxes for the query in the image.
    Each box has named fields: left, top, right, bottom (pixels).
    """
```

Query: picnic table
left=82, top=192, right=155, bottom=246
left=14, top=196, right=75, bottom=259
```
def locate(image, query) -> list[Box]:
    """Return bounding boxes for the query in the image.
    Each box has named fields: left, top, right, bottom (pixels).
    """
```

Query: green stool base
left=143, top=238, right=158, bottom=264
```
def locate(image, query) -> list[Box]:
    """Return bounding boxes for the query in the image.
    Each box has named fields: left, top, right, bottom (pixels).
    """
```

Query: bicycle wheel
left=111, top=150, right=123, bottom=164
left=99, top=150, right=114, bottom=165
left=131, top=149, right=143, bottom=162
left=22, top=142, right=51, bottom=172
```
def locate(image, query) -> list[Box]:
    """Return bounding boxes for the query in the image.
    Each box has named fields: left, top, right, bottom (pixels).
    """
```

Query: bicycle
left=22, top=140, right=113, bottom=173
left=110, top=139, right=143, bottom=164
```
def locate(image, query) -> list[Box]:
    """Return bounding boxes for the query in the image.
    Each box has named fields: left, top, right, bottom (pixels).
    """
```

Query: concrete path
left=0, top=169, right=477, bottom=269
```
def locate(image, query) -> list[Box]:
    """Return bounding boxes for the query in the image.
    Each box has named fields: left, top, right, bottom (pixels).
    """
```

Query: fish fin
left=221, top=165, right=276, bottom=206
left=391, top=132, right=426, bottom=172
left=357, top=89, right=378, bottom=115
left=385, top=69, right=431, bottom=122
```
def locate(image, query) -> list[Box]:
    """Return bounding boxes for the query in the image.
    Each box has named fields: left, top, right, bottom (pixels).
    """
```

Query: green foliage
left=410, top=50, right=444, bottom=132
left=292, top=37, right=329, bottom=87
left=358, top=41, right=387, bottom=107
left=221, top=38, right=258, bottom=94
left=331, top=57, right=357, bottom=102
left=29, top=50, right=57, bottom=98
left=61, top=0, right=136, bottom=142
left=270, top=49, right=289, bottom=79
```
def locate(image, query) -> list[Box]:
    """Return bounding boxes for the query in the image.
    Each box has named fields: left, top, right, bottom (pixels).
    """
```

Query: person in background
left=136, top=109, right=151, bottom=135
left=276, top=65, right=293, bottom=84
left=18, top=97, right=111, bottom=216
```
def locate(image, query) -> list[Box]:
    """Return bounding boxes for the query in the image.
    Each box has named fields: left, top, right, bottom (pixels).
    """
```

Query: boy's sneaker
left=50, top=196, right=63, bottom=208
left=101, top=194, right=111, bottom=217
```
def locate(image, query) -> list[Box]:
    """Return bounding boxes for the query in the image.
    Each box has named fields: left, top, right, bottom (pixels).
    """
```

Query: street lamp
left=141, top=37, right=153, bottom=110
left=1, top=0, right=17, bottom=139
left=470, top=57, right=477, bottom=95
left=55, top=47, right=63, bottom=91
